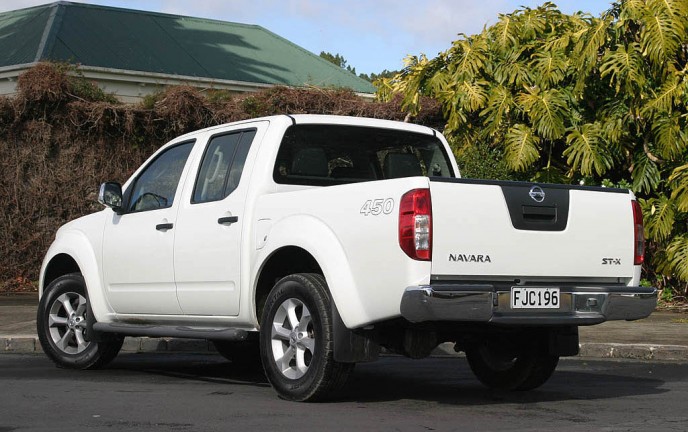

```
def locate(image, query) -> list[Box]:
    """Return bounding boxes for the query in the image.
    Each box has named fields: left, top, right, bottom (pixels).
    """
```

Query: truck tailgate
left=429, top=179, right=635, bottom=280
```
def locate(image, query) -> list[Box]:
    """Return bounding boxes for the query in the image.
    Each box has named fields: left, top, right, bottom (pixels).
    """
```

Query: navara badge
left=529, top=185, right=545, bottom=203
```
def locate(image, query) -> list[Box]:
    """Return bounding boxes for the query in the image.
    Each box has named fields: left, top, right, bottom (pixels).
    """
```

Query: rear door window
left=192, top=129, right=256, bottom=203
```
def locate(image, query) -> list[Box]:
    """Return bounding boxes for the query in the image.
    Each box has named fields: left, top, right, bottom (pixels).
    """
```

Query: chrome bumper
left=400, top=284, right=657, bottom=325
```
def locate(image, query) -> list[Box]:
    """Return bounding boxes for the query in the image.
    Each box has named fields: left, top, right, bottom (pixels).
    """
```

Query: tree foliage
left=319, top=51, right=399, bottom=83
left=378, top=0, right=688, bottom=296
left=319, top=51, right=356, bottom=73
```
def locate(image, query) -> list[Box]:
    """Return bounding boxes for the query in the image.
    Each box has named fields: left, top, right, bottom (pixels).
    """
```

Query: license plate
left=511, top=287, right=560, bottom=309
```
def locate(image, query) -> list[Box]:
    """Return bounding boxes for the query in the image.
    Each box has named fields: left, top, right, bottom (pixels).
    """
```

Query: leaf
left=572, top=17, right=612, bottom=94
left=631, top=150, right=662, bottom=194
left=392, top=54, right=434, bottom=115
left=667, top=234, right=688, bottom=281
left=599, top=43, right=646, bottom=94
left=639, top=196, right=675, bottom=241
left=563, top=123, right=613, bottom=176
left=529, top=50, right=569, bottom=88
left=669, top=163, right=688, bottom=212
left=638, top=0, right=686, bottom=66
left=448, top=34, right=489, bottom=81
left=458, top=80, right=489, bottom=112
left=480, top=85, right=514, bottom=136
left=531, top=166, right=570, bottom=184
left=490, top=14, right=518, bottom=53
left=516, top=88, right=568, bottom=140
left=641, top=75, right=682, bottom=117
left=518, top=7, right=548, bottom=40
left=493, top=49, right=532, bottom=86
left=503, top=124, right=540, bottom=171
left=651, top=112, right=687, bottom=159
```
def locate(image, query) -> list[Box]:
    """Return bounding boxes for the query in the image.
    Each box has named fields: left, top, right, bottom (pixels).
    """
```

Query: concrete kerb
left=3, top=336, right=688, bottom=362
left=1, top=336, right=217, bottom=354
left=578, top=342, right=688, bottom=362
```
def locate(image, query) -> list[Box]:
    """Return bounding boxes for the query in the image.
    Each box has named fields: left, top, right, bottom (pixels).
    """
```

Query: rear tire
left=465, top=334, right=559, bottom=391
left=259, top=273, right=353, bottom=402
left=37, top=273, right=123, bottom=370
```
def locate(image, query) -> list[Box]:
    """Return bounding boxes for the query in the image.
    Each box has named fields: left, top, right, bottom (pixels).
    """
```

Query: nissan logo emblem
left=529, top=186, right=545, bottom=203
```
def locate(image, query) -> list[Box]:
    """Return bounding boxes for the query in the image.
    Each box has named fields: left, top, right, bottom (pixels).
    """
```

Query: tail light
left=399, top=188, right=432, bottom=261
left=632, top=200, right=645, bottom=265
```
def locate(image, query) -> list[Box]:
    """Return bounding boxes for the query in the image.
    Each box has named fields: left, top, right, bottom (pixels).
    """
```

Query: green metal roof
left=0, top=2, right=375, bottom=93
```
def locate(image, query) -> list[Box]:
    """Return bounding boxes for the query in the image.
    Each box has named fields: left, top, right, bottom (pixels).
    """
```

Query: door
left=174, top=126, right=261, bottom=316
left=102, top=141, right=195, bottom=315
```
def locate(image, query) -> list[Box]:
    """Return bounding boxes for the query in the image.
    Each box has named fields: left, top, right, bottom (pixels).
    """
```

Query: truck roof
left=173, top=114, right=438, bottom=141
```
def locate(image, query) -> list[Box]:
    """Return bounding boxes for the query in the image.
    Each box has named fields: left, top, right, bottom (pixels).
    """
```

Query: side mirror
left=98, top=182, right=123, bottom=212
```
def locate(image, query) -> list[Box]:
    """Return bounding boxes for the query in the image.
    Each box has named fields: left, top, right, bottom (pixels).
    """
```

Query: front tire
left=37, top=273, right=123, bottom=370
left=465, top=334, right=559, bottom=391
left=259, top=273, right=353, bottom=402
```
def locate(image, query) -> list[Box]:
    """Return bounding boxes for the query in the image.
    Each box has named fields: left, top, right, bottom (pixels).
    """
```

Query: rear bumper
left=400, top=284, right=657, bottom=325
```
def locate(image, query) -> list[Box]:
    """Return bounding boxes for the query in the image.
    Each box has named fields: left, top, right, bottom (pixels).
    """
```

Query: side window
left=129, top=141, right=194, bottom=212
left=192, top=129, right=256, bottom=203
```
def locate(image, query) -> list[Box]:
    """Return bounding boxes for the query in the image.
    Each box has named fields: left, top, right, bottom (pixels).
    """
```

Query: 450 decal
left=360, top=198, right=394, bottom=216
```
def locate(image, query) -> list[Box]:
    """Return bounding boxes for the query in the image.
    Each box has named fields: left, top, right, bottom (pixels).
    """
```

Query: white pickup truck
left=38, top=115, right=657, bottom=401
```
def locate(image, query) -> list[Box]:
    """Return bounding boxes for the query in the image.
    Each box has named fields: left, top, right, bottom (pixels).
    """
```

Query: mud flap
left=332, top=303, right=380, bottom=363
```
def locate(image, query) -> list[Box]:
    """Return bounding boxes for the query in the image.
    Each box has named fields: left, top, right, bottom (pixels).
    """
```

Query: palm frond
left=391, top=54, right=433, bottom=115
left=563, top=123, right=613, bottom=176
left=530, top=50, right=569, bottom=88
left=667, top=234, right=688, bottom=280
left=620, top=0, right=650, bottom=20
left=651, top=111, right=687, bottom=159
left=493, top=49, right=531, bottom=86
left=649, top=0, right=688, bottom=18
left=480, top=85, right=514, bottom=136
left=490, top=14, right=519, bottom=53
left=504, top=124, right=541, bottom=171
left=669, top=163, right=688, bottom=212
left=516, top=88, right=568, bottom=140
left=641, top=75, right=683, bottom=117
left=448, top=35, right=489, bottom=81
left=640, top=195, right=676, bottom=241
left=631, top=150, right=662, bottom=194
left=599, top=43, right=646, bottom=94
left=573, top=17, right=611, bottom=72
left=600, top=117, right=625, bottom=148
left=531, top=166, right=570, bottom=184
left=639, top=2, right=684, bottom=66
left=517, top=7, right=548, bottom=41
left=458, top=80, right=489, bottom=111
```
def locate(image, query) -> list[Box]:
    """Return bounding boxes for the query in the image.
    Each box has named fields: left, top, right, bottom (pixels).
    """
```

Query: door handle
left=218, top=216, right=239, bottom=225
left=156, top=223, right=174, bottom=231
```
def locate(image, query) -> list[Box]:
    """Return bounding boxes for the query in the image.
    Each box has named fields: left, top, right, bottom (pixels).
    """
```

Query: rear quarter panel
left=253, top=177, right=432, bottom=328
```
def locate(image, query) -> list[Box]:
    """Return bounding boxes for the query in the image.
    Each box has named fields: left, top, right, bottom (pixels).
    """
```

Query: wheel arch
left=253, top=246, right=322, bottom=324
left=40, top=230, right=111, bottom=322
left=42, top=254, right=81, bottom=293
left=250, top=215, right=367, bottom=329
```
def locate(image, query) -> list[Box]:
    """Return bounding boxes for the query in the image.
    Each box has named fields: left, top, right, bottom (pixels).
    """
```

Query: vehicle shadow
left=338, top=356, right=673, bottom=405
left=110, top=353, right=271, bottom=387
left=108, top=353, right=676, bottom=405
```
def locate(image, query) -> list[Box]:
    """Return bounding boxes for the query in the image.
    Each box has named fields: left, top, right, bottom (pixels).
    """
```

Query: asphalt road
left=1, top=353, right=687, bottom=432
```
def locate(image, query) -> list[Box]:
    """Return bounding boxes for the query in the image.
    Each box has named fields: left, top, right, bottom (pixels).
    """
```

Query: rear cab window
left=273, top=124, right=454, bottom=186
